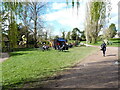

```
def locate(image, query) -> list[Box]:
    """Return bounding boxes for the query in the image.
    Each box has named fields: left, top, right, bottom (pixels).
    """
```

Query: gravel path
left=0, top=53, right=9, bottom=63
left=40, top=47, right=119, bottom=88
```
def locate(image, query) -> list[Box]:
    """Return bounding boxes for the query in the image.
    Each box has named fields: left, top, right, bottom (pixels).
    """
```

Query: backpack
left=101, top=43, right=106, bottom=50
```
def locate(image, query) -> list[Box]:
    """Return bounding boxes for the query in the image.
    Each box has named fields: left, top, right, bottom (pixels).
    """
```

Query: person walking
left=101, top=41, right=107, bottom=57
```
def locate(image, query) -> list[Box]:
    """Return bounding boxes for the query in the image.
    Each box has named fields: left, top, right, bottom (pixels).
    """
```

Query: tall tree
left=26, top=2, right=46, bottom=47
left=3, top=2, right=23, bottom=50
left=85, top=0, right=111, bottom=43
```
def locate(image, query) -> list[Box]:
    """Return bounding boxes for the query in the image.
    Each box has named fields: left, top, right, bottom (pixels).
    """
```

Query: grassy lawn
left=2, top=47, right=98, bottom=88
left=81, top=38, right=120, bottom=47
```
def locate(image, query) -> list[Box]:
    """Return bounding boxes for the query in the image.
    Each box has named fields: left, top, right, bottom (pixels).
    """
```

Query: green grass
left=2, top=47, right=98, bottom=88
left=81, top=38, right=120, bottom=47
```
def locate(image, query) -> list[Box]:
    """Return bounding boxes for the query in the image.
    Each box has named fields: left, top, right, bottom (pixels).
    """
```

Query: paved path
left=40, top=47, right=119, bottom=88
left=0, top=53, right=9, bottom=63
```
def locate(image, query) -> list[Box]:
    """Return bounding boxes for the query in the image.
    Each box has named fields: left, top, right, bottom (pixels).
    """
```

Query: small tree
left=66, top=31, right=71, bottom=40
left=104, top=23, right=117, bottom=39
left=80, top=31, right=86, bottom=40
left=62, top=31, right=65, bottom=39
left=54, top=35, right=59, bottom=39
left=71, top=28, right=80, bottom=40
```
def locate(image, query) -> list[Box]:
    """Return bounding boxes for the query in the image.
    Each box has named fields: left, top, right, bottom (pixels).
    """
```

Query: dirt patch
left=39, top=47, right=119, bottom=88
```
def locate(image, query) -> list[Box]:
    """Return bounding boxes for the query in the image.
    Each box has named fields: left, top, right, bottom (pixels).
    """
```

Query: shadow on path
left=38, top=59, right=118, bottom=88
left=106, top=54, right=117, bottom=57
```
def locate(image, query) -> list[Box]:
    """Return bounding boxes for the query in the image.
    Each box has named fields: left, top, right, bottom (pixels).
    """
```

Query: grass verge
left=81, top=38, right=120, bottom=47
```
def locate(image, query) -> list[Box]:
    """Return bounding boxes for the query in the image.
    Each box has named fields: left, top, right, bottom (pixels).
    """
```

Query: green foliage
left=71, top=28, right=80, bottom=40
left=62, top=31, right=65, bottom=39
left=2, top=2, right=23, bottom=51
left=41, top=40, right=50, bottom=45
left=85, top=0, right=110, bottom=44
left=54, top=35, right=59, bottom=39
left=90, top=2, right=106, bottom=23
left=104, top=23, right=117, bottom=39
left=80, top=31, right=86, bottom=41
left=71, top=29, right=77, bottom=40
left=66, top=31, right=71, bottom=40
left=82, top=38, right=120, bottom=47
left=2, top=47, right=98, bottom=88
left=3, top=2, right=23, bottom=19
left=110, top=38, right=120, bottom=41
left=8, top=21, right=18, bottom=49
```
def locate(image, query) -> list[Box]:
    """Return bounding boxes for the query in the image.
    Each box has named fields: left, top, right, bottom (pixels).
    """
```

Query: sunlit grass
left=81, top=38, right=120, bottom=47
left=2, top=47, right=98, bottom=88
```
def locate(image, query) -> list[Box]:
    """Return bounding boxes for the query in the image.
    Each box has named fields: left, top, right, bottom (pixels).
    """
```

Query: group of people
left=56, top=42, right=69, bottom=51
left=41, top=40, right=107, bottom=56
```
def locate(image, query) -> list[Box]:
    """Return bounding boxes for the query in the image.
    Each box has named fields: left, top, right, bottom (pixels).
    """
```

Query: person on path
left=101, top=41, right=107, bottom=57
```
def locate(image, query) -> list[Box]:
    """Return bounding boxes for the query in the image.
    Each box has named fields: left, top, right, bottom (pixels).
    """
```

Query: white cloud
left=107, top=0, right=119, bottom=29
left=110, top=15, right=118, bottom=23
left=42, top=3, right=86, bottom=30
left=42, top=1, right=118, bottom=35
left=110, top=0, right=118, bottom=15
left=52, top=3, right=67, bottom=10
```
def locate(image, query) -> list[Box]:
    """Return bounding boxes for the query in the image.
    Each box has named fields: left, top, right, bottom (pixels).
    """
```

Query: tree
left=85, top=0, right=111, bottom=44
left=62, top=31, right=65, bottom=39
left=80, top=31, right=86, bottom=40
left=54, top=35, right=59, bottom=39
left=66, top=31, right=71, bottom=40
left=2, top=2, right=23, bottom=50
left=108, top=23, right=117, bottom=38
left=71, top=29, right=77, bottom=40
left=26, top=2, right=46, bottom=47
left=18, top=23, right=30, bottom=42
left=104, top=23, right=117, bottom=39
left=71, top=28, right=80, bottom=40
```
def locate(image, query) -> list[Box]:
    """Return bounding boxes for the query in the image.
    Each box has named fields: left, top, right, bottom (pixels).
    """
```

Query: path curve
left=0, top=53, right=9, bottom=63
left=40, top=46, right=119, bottom=88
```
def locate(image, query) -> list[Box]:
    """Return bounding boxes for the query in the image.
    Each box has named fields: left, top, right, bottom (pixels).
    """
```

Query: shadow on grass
left=10, top=52, right=28, bottom=57
left=13, top=48, right=37, bottom=52
left=58, top=50, right=70, bottom=53
left=2, top=72, right=56, bottom=89
left=2, top=59, right=118, bottom=89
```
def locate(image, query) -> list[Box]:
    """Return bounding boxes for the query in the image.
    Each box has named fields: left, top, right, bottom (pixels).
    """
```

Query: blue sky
left=41, top=0, right=119, bottom=36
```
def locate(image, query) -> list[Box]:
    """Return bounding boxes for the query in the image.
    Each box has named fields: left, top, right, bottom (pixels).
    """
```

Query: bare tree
left=26, top=2, right=47, bottom=47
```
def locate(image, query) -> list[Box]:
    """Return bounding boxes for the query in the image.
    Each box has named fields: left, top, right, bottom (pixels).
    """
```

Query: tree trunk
left=94, top=21, right=99, bottom=43
left=34, top=4, right=37, bottom=48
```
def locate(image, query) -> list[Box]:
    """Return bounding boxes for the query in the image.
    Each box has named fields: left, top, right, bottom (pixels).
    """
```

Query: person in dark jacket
left=101, top=41, right=107, bottom=57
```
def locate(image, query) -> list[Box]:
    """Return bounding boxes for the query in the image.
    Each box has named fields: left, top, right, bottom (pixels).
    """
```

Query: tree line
left=1, top=1, right=48, bottom=51
left=1, top=0, right=118, bottom=52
